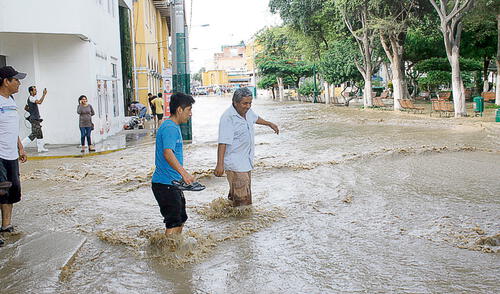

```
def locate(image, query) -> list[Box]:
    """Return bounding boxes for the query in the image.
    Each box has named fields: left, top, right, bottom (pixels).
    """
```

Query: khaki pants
left=226, top=170, right=252, bottom=206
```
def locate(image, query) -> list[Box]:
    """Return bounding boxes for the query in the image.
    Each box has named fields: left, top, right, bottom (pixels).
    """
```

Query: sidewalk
left=25, top=129, right=156, bottom=160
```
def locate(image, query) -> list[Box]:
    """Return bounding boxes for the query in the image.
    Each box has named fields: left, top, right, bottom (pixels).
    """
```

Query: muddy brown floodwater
left=1, top=96, right=499, bottom=293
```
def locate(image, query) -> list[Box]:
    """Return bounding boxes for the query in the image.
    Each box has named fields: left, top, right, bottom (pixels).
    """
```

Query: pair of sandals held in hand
left=171, top=180, right=205, bottom=191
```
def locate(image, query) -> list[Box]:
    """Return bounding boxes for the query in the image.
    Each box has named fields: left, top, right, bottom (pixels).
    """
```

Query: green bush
left=298, top=81, right=315, bottom=97
left=418, top=71, right=451, bottom=91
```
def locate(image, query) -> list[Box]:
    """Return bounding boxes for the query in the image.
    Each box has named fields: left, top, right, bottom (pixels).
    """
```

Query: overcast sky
left=186, top=0, right=281, bottom=72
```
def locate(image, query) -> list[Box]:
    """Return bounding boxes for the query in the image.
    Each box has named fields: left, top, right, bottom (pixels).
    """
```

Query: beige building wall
left=214, top=44, right=246, bottom=71
left=211, top=42, right=253, bottom=85
left=202, top=70, right=229, bottom=86
left=132, top=0, right=170, bottom=107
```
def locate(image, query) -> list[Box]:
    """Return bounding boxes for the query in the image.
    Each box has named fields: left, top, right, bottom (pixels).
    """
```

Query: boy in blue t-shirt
left=151, top=92, right=195, bottom=235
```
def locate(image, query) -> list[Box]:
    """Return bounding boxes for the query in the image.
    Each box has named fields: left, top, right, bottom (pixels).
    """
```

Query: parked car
left=193, top=87, right=209, bottom=95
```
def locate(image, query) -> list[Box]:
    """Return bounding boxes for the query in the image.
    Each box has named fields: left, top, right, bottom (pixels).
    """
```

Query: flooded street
left=1, top=95, right=499, bottom=293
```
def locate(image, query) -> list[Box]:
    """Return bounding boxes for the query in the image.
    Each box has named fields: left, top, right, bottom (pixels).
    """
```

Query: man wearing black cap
left=0, top=66, right=28, bottom=247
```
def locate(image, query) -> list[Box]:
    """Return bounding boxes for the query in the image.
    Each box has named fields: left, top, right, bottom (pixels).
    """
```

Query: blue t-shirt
left=152, top=119, right=183, bottom=185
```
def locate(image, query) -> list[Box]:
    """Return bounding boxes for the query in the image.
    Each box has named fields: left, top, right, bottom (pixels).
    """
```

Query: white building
left=0, top=0, right=133, bottom=144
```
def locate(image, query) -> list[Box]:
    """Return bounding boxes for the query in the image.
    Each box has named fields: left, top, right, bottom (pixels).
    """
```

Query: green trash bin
left=473, top=96, right=484, bottom=116
left=496, top=109, right=500, bottom=122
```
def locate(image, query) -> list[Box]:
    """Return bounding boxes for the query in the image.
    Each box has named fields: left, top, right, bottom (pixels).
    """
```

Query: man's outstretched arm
left=256, top=117, right=279, bottom=134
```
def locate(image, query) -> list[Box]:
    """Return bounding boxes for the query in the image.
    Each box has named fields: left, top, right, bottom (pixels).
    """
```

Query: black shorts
left=151, top=182, right=187, bottom=228
left=0, top=158, right=21, bottom=204
left=155, top=113, right=163, bottom=120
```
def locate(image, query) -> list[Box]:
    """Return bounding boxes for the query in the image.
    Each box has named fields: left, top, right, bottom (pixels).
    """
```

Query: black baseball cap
left=0, top=66, right=27, bottom=80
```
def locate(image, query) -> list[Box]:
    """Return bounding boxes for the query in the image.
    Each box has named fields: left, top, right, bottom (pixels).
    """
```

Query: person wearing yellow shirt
left=152, top=93, right=164, bottom=129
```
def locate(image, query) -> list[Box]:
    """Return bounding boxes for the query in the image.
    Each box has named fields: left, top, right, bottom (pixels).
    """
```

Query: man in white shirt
left=214, top=87, right=279, bottom=207
left=21, top=86, right=48, bottom=152
left=0, top=66, right=28, bottom=246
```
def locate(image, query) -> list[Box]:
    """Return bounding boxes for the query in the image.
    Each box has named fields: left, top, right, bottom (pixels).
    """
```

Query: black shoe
left=0, top=239, right=4, bottom=247
left=0, top=226, right=14, bottom=233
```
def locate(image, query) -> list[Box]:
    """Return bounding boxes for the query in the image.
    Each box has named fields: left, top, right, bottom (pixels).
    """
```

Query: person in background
left=152, top=92, right=164, bottom=129
left=0, top=66, right=28, bottom=247
left=77, top=95, right=95, bottom=153
left=21, top=86, right=49, bottom=152
left=147, top=93, right=156, bottom=131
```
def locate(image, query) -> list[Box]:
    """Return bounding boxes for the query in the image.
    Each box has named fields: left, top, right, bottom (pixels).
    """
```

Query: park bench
left=481, top=92, right=495, bottom=102
left=375, top=90, right=390, bottom=99
left=398, top=99, right=411, bottom=111
left=372, top=97, right=391, bottom=110
left=431, top=99, right=454, bottom=117
left=398, top=99, right=424, bottom=113
left=405, top=99, right=425, bottom=113
left=438, top=91, right=452, bottom=100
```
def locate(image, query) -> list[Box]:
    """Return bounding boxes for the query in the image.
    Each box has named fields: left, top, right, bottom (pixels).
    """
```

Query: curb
left=27, top=147, right=126, bottom=161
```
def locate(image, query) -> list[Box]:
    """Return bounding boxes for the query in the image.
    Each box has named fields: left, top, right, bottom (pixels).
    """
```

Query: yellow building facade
left=132, top=0, right=170, bottom=107
left=202, top=70, right=229, bottom=87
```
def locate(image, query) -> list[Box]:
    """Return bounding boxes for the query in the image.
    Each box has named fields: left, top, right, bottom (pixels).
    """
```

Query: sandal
left=171, top=180, right=206, bottom=192
left=89, top=145, right=96, bottom=152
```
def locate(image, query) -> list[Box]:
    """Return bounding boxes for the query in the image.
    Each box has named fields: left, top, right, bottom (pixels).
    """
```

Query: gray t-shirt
left=77, top=104, right=95, bottom=128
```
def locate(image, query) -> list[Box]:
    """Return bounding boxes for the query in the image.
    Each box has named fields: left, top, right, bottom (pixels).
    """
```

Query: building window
left=112, top=81, right=119, bottom=117
left=97, top=80, right=104, bottom=118
left=111, top=63, right=118, bottom=78
left=104, top=81, right=109, bottom=116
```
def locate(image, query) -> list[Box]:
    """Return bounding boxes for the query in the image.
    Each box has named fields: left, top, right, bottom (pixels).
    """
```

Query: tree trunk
left=450, top=51, right=467, bottom=117
left=324, top=82, right=331, bottom=104
left=364, top=76, right=373, bottom=107
left=496, top=61, right=500, bottom=105
left=383, top=62, right=392, bottom=84
left=277, top=77, right=284, bottom=102
left=363, top=41, right=373, bottom=107
left=391, top=57, right=404, bottom=110
left=483, top=58, right=490, bottom=92
left=271, top=87, right=276, bottom=100
left=380, top=33, right=406, bottom=111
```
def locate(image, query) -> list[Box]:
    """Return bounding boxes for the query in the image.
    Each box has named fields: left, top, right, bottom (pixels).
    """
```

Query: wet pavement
left=24, top=128, right=156, bottom=159
left=1, top=95, right=499, bottom=294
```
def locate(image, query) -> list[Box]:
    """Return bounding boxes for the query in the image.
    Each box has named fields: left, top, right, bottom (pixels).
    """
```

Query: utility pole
left=170, top=0, right=192, bottom=141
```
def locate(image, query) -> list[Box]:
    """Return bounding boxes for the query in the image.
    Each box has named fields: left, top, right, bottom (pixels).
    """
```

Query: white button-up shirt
left=218, top=105, right=259, bottom=172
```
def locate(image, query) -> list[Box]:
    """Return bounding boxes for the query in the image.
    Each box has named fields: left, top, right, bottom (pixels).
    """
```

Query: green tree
left=318, top=39, right=363, bottom=105
left=335, top=0, right=381, bottom=108
left=462, top=0, right=498, bottom=92
left=404, top=17, right=447, bottom=96
left=255, top=26, right=313, bottom=101
left=268, top=0, right=340, bottom=59
left=257, top=58, right=314, bottom=88
left=371, top=0, right=433, bottom=110
left=428, top=0, right=476, bottom=117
